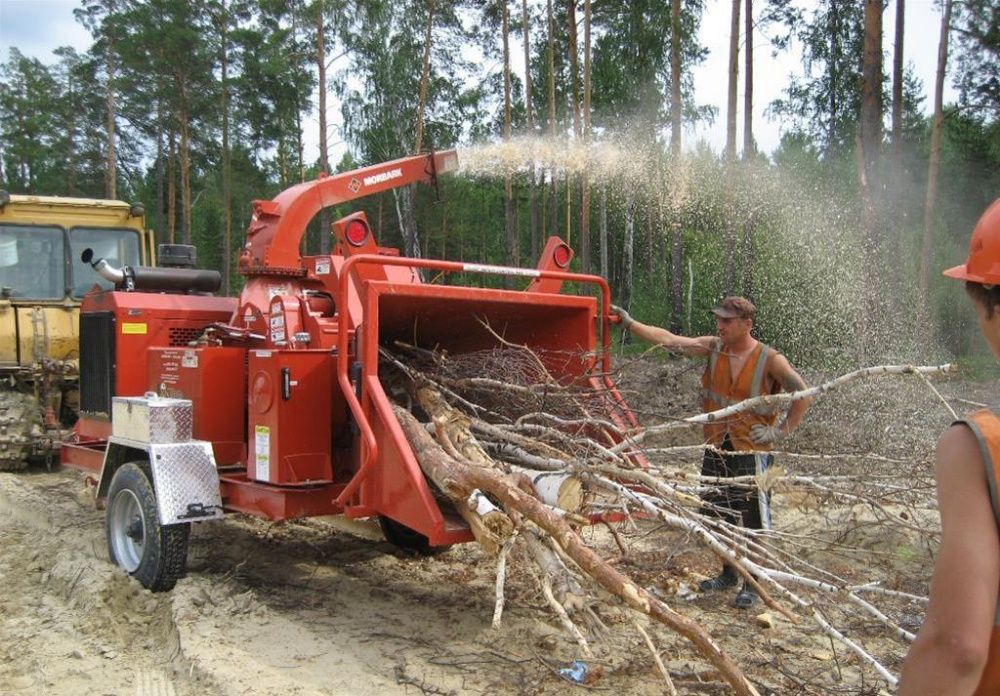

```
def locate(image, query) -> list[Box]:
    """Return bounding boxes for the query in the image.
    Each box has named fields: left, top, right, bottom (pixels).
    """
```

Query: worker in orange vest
left=612, top=296, right=812, bottom=608
left=899, top=199, right=1000, bottom=696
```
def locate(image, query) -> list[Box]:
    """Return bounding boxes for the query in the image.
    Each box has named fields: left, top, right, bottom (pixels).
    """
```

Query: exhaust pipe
left=81, top=248, right=222, bottom=294
left=82, top=249, right=127, bottom=285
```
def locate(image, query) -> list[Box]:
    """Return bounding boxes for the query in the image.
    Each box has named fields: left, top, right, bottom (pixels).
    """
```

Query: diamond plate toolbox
left=112, top=395, right=193, bottom=443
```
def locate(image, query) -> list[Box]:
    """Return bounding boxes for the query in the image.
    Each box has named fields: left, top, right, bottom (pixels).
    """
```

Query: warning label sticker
left=121, top=322, right=148, bottom=335
left=254, top=425, right=270, bottom=481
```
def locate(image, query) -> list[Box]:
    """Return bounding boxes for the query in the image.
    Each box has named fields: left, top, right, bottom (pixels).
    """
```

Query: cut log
left=511, top=466, right=585, bottom=513
left=398, top=404, right=513, bottom=555
left=393, top=405, right=759, bottom=696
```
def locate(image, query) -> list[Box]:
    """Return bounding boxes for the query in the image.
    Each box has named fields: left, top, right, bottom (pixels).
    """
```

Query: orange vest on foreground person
left=957, top=408, right=1000, bottom=696
left=701, top=340, right=780, bottom=450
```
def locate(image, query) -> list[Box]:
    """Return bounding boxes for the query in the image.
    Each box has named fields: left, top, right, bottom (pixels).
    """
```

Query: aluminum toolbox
left=112, top=394, right=193, bottom=444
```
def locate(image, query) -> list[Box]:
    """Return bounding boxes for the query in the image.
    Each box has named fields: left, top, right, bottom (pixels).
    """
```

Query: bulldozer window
left=69, top=227, right=141, bottom=297
left=0, top=224, right=64, bottom=300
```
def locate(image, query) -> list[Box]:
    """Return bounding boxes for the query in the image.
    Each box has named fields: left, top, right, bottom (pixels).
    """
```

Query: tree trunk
left=891, top=0, right=904, bottom=158
left=644, top=207, right=653, bottom=276
left=167, top=127, right=177, bottom=244
left=742, top=0, right=754, bottom=160
left=296, top=107, right=304, bottom=184
left=622, top=191, right=635, bottom=310
left=521, top=0, right=540, bottom=261
left=394, top=186, right=421, bottom=260
left=502, top=0, right=517, bottom=280
left=670, top=0, right=682, bottom=156
left=888, top=0, right=905, bottom=295
left=414, top=0, right=435, bottom=153
left=860, top=0, right=884, bottom=352
left=66, top=93, right=78, bottom=195
left=580, top=0, right=592, bottom=274
left=920, top=0, right=953, bottom=304
left=547, top=0, right=559, bottom=237
left=105, top=39, right=117, bottom=199
left=741, top=220, right=755, bottom=301
left=827, top=0, right=839, bottom=159
left=566, top=0, right=581, bottom=257
left=860, top=0, right=883, bottom=239
left=599, top=185, right=608, bottom=280
left=670, top=211, right=684, bottom=333
left=178, top=104, right=192, bottom=246
left=316, top=0, right=331, bottom=254
left=566, top=0, right=590, bottom=266
left=725, top=0, right=740, bottom=162
left=723, top=0, right=742, bottom=293
left=155, top=103, right=165, bottom=246
left=567, top=1, right=581, bottom=139
left=221, top=0, right=232, bottom=294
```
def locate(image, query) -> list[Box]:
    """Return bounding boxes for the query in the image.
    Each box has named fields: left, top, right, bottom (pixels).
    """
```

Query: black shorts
left=700, top=436, right=773, bottom=530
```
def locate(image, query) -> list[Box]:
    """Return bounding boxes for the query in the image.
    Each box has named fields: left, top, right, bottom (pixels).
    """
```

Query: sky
left=0, top=0, right=958, bottom=163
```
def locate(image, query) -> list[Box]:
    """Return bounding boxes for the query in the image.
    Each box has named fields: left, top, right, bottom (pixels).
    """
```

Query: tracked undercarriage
left=0, top=361, right=77, bottom=470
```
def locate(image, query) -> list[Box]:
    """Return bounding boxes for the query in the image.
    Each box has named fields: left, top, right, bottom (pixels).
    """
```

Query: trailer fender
left=98, top=437, right=224, bottom=525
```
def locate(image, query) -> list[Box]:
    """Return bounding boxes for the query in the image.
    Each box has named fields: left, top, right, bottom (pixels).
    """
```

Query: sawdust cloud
left=458, top=135, right=647, bottom=183
left=457, top=135, right=957, bottom=371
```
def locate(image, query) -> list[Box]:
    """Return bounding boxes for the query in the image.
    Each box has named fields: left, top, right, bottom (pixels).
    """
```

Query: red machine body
left=63, top=149, right=642, bottom=548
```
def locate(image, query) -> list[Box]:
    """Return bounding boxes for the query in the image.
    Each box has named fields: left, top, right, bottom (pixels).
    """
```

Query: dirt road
left=0, top=363, right=970, bottom=695
left=2, top=466, right=695, bottom=696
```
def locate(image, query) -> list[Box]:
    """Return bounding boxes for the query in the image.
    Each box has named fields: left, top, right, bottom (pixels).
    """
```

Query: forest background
left=0, top=0, right=998, bottom=371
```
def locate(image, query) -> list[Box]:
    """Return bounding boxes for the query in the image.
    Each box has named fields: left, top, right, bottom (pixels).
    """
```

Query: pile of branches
left=380, top=337, right=953, bottom=695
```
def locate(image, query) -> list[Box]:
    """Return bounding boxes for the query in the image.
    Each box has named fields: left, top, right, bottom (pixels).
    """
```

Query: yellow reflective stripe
left=750, top=344, right=770, bottom=397
left=701, top=388, right=737, bottom=406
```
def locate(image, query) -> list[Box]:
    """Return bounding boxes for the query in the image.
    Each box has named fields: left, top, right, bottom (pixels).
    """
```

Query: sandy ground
left=2, top=466, right=718, bottom=696
left=0, top=358, right=986, bottom=696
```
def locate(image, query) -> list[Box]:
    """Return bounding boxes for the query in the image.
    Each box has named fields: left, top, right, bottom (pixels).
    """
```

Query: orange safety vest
left=701, top=340, right=779, bottom=451
left=958, top=409, right=1000, bottom=696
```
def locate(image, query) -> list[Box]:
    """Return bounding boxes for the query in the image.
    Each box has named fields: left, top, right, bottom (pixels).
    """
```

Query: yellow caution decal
left=121, top=322, right=148, bottom=335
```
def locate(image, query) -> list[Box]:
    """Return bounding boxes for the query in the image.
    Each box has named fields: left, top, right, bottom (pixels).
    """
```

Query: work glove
left=749, top=424, right=785, bottom=445
left=611, top=304, right=634, bottom=329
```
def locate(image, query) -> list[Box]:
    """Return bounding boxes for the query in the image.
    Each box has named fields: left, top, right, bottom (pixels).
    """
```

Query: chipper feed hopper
left=62, top=150, right=643, bottom=591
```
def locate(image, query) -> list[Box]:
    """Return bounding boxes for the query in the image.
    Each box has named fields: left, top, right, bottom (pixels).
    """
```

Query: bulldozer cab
left=0, top=192, right=153, bottom=368
left=0, top=191, right=154, bottom=469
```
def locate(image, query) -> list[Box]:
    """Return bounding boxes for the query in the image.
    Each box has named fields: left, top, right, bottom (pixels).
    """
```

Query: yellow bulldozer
left=0, top=190, right=155, bottom=469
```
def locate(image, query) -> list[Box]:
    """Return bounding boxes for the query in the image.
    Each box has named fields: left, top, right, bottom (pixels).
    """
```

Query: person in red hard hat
left=611, top=296, right=812, bottom=608
left=900, top=198, right=1000, bottom=696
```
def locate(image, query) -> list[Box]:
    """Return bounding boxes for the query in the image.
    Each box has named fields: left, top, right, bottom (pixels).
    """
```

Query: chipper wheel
left=106, top=461, right=189, bottom=592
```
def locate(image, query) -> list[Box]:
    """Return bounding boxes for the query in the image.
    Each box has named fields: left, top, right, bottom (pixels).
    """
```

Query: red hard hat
left=944, top=198, right=1000, bottom=283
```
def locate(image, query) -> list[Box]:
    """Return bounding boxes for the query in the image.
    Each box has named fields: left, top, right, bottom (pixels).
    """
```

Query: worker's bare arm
left=898, top=424, right=1000, bottom=695
left=769, top=353, right=812, bottom=435
left=627, top=320, right=714, bottom=357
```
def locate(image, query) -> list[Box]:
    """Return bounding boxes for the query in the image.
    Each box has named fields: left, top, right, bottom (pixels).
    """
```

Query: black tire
left=378, top=516, right=446, bottom=556
left=106, top=461, right=189, bottom=592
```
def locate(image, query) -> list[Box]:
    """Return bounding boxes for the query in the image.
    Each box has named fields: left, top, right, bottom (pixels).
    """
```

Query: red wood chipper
left=61, top=149, right=642, bottom=591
